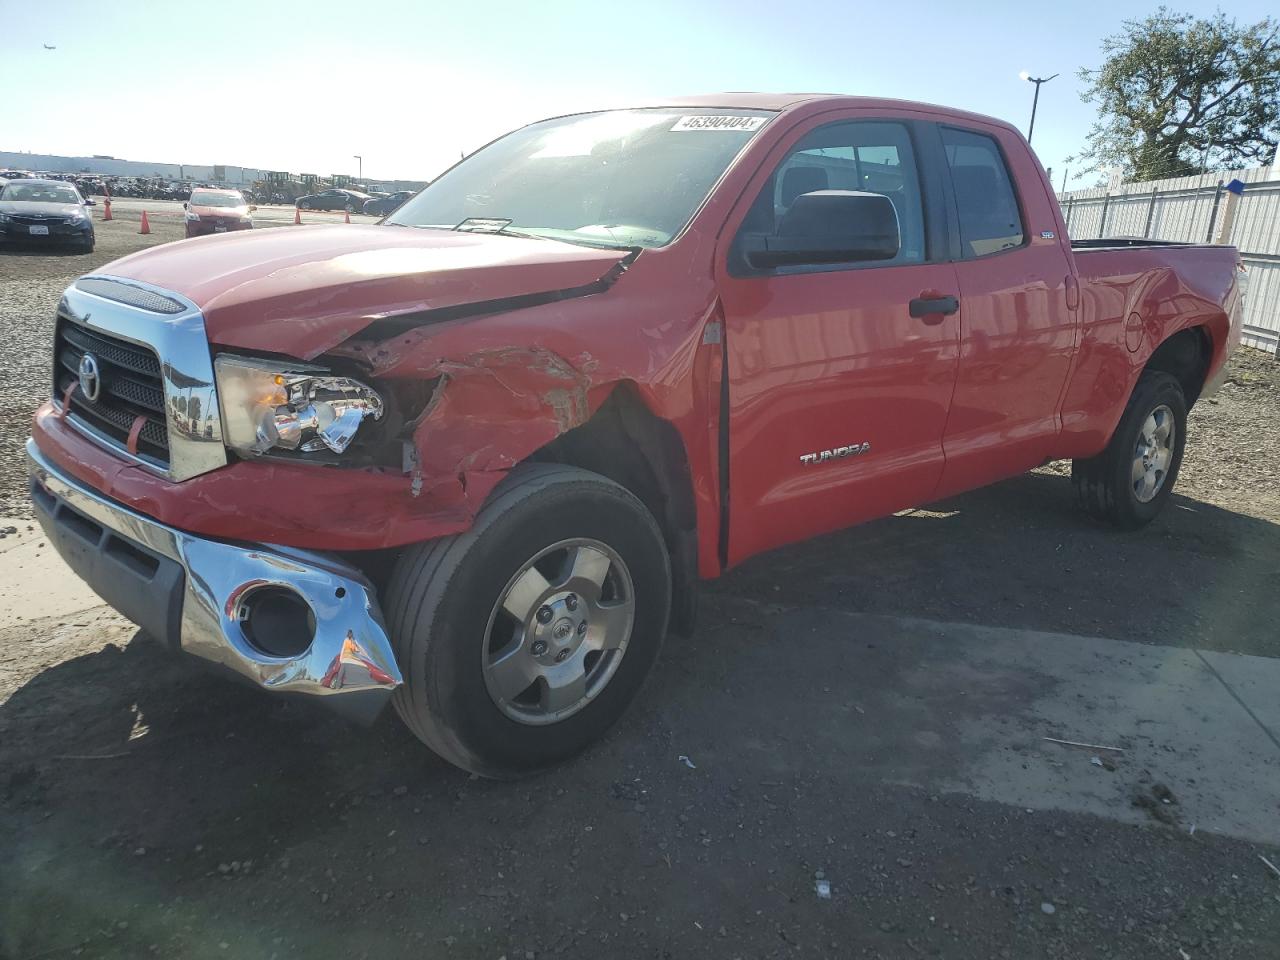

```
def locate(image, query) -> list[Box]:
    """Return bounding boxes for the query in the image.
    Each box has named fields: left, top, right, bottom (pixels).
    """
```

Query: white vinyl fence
left=1060, top=167, right=1280, bottom=353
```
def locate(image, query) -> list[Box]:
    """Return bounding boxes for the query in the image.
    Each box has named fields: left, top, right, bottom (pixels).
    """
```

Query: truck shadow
left=710, top=468, right=1280, bottom=658
left=2, top=469, right=1278, bottom=957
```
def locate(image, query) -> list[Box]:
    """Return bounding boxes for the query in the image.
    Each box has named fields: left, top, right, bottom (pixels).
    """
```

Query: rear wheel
left=345, top=203, right=357, bottom=213
left=385, top=463, right=671, bottom=778
left=1072, top=371, right=1188, bottom=529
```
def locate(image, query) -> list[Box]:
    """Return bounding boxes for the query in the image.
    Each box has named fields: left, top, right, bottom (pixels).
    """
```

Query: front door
left=716, top=115, right=961, bottom=564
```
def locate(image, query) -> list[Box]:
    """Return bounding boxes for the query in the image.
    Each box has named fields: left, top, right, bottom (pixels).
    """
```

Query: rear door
left=933, top=122, right=1077, bottom=497
left=716, top=112, right=962, bottom=564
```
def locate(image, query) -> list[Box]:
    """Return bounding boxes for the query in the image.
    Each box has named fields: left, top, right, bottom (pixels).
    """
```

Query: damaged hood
left=98, top=223, right=630, bottom=358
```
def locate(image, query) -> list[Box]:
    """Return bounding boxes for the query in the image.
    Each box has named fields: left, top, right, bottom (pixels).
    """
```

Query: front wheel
left=1072, top=371, right=1188, bottom=529
left=385, top=463, right=671, bottom=778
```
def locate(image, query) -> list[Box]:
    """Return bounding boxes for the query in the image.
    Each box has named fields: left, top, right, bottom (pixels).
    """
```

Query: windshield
left=387, top=108, right=774, bottom=248
left=189, top=191, right=246, bottom=208
left=1, top=183, right=81, bottom=204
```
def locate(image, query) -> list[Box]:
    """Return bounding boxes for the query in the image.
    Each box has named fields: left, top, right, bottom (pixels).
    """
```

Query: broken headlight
left=215, top=355, right=384, bottom=457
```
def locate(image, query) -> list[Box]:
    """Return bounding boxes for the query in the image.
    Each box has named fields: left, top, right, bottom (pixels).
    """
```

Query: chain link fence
left=1061, top=167, right=1280, bottom=354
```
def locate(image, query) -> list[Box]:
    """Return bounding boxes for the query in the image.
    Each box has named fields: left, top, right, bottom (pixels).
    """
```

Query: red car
left=183, top=188, right=254, bottom=237
left=29, top=94, right=1242, bottom=777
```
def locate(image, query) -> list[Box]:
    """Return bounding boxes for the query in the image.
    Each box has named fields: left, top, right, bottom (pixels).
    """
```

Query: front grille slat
left=53, top=317, right=170, bottom=468
left=58, top=345, right=165, bottom=413
left=61, top=323, right=162, bottom=378
left=104, top=375, right=165, bottom=413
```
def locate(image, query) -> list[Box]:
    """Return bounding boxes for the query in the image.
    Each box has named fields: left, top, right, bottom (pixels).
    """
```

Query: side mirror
left=183, top=201, right=189, bottom=209
left=249, top=205, right=258, bottom=212
left=742, top=191, right=900, bottom=269
left=84, top=198, right=96, bottom=206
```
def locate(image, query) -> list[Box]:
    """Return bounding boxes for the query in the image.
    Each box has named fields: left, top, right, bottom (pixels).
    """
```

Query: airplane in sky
left=43, top=43, right=56, bottom=50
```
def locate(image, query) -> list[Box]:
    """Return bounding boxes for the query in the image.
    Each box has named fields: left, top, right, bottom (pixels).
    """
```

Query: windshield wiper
left=556, top=238, right=644, bottom=253
left=453, top=217, right=515, bottom=234
left=451, top=217, right=563, bottom=243
left=402, top=216, right=641, bottom=253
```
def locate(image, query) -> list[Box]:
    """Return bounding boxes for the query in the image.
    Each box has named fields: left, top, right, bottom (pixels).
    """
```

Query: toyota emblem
left=78, top=353, right=102, bottom=403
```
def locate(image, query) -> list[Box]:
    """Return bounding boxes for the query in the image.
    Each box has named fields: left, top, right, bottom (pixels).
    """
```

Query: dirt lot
left=2, top=225, right=1279, bottom=959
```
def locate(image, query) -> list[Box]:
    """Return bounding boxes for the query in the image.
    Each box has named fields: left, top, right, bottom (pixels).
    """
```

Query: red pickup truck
left=28, top=94, right=1242, bottom=777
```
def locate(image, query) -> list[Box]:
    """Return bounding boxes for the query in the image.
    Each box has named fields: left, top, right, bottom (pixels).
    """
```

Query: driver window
left=741, top=120, right=926, bottom=266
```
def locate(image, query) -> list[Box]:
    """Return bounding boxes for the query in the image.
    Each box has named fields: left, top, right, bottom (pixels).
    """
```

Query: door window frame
left=726, top=116, right=952, bottom=278
left=933, top=122, right=1031, bottom=262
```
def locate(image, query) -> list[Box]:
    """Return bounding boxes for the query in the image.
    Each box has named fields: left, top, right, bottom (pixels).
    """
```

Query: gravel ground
left=2, top=228, right=1279, bottom=959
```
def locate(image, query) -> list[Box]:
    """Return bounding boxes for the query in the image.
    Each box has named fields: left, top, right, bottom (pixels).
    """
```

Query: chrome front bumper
left=26, top=438, right=402, bottom=718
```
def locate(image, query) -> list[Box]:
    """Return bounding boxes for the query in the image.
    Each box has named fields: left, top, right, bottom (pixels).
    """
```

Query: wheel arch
left=524, top=381, right=699, bottom=638
left=1144, top=325, right=1212, bottom=408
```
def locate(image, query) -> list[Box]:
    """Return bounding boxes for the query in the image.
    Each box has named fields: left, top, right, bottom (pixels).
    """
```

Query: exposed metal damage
left=322, top=258, right=637, bottom=509
left=398, top=346, right=597, bottom=505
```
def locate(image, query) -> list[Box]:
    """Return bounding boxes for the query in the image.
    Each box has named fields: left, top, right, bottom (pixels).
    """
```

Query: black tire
left=385, top=463, right=672, bottom=778
left=1072, top=371, right=1187, bottom=529
left=77, top=239, right=94, bottom=254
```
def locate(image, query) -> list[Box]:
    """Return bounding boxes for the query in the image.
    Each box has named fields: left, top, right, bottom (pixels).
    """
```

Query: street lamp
left=1018, top=70, right=1058, bottom=144
left=353, top=154, right=362, bottom=181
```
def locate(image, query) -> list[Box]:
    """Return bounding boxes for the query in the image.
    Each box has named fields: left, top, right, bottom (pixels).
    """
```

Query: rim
left=1132, top=403, right=1176, bottom=503
left=482, top=538, right=635, bottom=725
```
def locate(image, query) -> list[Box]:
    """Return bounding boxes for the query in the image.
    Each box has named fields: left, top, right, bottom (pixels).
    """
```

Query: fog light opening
left=238, top=586, right=316, bottom=658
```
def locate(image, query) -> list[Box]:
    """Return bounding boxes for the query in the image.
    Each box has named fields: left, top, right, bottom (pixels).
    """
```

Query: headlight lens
left=185, top=210, right=200, bottom=221
left=215, top=356, right=384, bottom=457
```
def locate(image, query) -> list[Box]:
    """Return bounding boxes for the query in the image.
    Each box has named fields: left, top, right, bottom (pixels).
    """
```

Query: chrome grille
left=54, top=277, right=227, bottom=482
left=53, top=315, right=170, bottom=465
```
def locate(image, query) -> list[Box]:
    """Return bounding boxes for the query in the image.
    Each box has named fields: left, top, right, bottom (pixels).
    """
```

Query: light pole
left=1018, top=71, right=1058, bottom=144
left=353, top=155, right=362, bottom=181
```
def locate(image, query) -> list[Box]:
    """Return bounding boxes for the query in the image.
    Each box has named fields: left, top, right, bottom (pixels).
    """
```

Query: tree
left=1077, top=8, right=1280, bottom=181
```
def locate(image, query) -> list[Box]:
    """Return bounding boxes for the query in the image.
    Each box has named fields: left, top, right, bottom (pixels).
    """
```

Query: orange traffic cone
left=139, top=211, right=151, bottom=235
left=102, top=199, right=113, bottom=221
left=344, top=209, right=351, bottom=224
left=294, top=207, right=302, bottom=225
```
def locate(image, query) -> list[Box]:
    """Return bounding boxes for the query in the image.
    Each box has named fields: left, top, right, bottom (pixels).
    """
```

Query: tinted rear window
left=941, top=127, right=1024, bottom=257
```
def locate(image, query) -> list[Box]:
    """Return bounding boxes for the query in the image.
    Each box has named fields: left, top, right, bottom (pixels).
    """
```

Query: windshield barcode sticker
left=671, top=115, right=766, bottom=132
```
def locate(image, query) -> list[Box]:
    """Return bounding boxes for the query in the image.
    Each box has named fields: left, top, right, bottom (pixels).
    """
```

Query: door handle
left=909, top=294, right=960, bottom=319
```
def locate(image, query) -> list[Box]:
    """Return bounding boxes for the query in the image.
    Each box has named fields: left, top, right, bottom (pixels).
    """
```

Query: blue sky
left=1, top=0, right=1274, bottom=187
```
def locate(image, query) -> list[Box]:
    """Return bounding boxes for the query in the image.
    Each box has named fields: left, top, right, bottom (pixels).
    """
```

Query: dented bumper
left=27, top=438, right=402, bottom=720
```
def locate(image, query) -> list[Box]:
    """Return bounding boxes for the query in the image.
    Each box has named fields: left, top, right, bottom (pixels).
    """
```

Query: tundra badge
left=800, top=442, right=871, bottom=465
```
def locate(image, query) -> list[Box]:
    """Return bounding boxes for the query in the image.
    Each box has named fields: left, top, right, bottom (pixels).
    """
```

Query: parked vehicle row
left=28, top=95, right=1241, bottom=779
